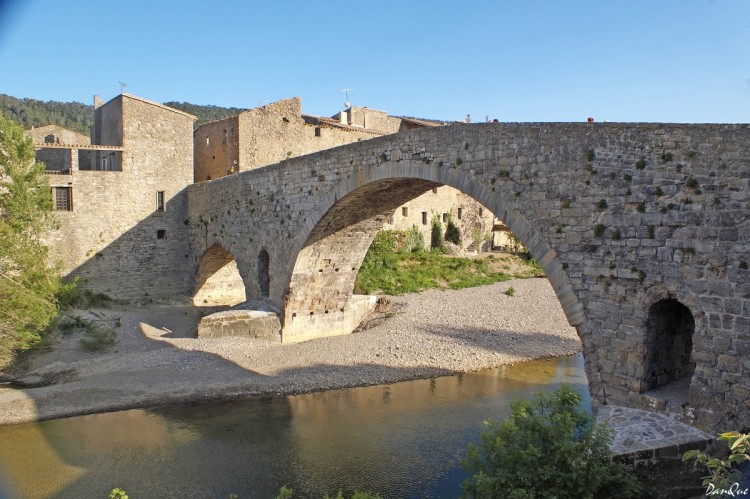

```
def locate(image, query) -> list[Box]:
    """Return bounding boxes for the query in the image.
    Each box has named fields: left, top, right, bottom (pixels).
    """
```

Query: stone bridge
left=187, top=122, right=749, bottom=430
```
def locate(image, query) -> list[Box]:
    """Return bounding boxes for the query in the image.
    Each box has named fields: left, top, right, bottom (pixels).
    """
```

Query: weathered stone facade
left=193, top=98, right=380, bottom=182
left=383, top=185, right=498, bottom=251
left=40, top=94, right=196, bottom=300
left=187, top=122, right=749, bottom=431
left=193, top=98, right=496, bottom=253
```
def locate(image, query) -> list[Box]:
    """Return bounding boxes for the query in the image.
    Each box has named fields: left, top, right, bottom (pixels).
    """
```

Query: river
left=0, top=353, right=587, bottom=499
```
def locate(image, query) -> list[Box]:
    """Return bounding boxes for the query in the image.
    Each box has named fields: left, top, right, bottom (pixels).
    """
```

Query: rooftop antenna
left=339, top=88, right=353, bottom=109
left=118, top=81, right=128, bottom=93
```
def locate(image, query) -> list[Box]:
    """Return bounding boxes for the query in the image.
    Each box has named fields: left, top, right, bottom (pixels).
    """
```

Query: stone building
left=36, top=94, right=196, bottom=300
left=193, top=97, right=499, bottom=252
left=34, top=93, right=505, bottom=304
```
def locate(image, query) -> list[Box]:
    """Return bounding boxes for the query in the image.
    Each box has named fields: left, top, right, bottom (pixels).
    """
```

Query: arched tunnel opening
left=193, top=245, right=246, bottom=307
left=283, top=177, right=549, bottom=345
left=642, top=298, right=695, bottom=397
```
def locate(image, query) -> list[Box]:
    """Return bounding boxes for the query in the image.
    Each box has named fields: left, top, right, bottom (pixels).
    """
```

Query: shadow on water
left=0, top=345, right=587, bottom=499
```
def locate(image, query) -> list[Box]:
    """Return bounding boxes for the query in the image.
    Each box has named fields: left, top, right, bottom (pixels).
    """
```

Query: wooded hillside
left=0, top=94, right=246, bottom=133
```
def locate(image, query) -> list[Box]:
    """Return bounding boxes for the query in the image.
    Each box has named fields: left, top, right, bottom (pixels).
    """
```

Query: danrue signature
left=706, top=483, right=750, bottom=497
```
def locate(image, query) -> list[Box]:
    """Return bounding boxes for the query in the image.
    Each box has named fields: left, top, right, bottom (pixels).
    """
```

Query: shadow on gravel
left=418, top=323, right=582, bottom=358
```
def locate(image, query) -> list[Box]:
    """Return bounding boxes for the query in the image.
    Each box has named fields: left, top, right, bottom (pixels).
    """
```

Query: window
left=156, top=191, right=165, bottom=212
left=315, top=127, right=321, bottom=137
left=458, top=208, right=463, bottom=220
left=422, top=212, right=428, bottom=225
left=157, top=230, right=166, bottom=239
left=479, top=208, right=484, bottom=216
left=402, top=207, right=408, bottom=217
left=432, top=188, right=438, bottom=194
left=442, top=213, right=448, bottom=223
left=53, top=187, right=72, bottom=211
left=388, top=215, right=394, bottom=225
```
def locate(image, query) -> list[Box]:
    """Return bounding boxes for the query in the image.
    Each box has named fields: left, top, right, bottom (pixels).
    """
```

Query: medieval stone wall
left=383, top=185, right=495, bottom=250
left=187, top=122, right=749, bottom=431
left=193, top=115, right=240, bottom=182
left=45, top=94, right=196, bottom=300
left=193, top=98, right=380, bottom=183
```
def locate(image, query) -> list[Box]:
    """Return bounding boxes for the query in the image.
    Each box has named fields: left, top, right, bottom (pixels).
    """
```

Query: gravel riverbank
left=0, top=278, right=581, bottom=425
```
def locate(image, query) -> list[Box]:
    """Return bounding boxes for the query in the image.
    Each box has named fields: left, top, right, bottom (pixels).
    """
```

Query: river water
left=0, top=353, right=588, bottom=499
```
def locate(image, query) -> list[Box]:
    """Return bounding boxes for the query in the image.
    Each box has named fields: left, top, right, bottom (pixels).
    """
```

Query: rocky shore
left=0, top=278, right=581, bottom=425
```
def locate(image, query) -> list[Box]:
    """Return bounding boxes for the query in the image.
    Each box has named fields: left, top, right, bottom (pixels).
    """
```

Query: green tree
left=461, top=386, right=642, bottom=498
left=0, top=112, right=60, bottom=370
left=430, top=213, right=444, bottom=250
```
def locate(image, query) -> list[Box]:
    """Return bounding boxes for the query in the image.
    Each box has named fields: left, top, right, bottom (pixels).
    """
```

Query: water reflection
left=0, top=354, right=586, bottom=499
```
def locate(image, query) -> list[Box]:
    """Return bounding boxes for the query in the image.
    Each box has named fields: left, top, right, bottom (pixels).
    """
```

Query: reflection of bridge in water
left=187, top=122, right=749, bottom=431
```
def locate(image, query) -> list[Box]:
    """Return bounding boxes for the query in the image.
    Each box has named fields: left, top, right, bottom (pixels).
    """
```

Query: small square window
left=442, top=213, right=448, bottom=223
left=157, top=230, right=166, bottom=239
left=156, top=191, right=165, bottom=212
left=432, top=188, right=438, bottom=194
left=315, top=127, right=321, bottom=137
left=402, top=207, right=408, bottom=217
left=53, top=187, right=72, bottom=211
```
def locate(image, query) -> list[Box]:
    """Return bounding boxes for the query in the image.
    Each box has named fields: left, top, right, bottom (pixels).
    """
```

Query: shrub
left=504, top=286, right=515, bottom=297
left=402, top=225, right=425, bottom=253
left=109, top=488, right=129, bottom=499
left=445, top=217, right=462, bottom=246
left=461, top=386, right=642, bottom=498
left=430, top=213, right=444, bottom=250
left=683, top=431, right=750, bottom=491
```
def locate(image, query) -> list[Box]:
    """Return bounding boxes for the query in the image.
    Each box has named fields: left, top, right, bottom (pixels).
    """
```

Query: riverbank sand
left=0, top=278, right=581, bottom=425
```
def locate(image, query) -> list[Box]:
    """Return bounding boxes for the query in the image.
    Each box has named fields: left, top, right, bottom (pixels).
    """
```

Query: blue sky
left=0, top=0, right=748, bottom=122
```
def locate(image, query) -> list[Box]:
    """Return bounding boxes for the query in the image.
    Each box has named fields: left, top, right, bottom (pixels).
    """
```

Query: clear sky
left=0, top=0, right=748, bottom=123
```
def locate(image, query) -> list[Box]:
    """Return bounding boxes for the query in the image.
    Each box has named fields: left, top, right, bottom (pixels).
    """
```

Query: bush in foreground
left=683, top=431, right=750, bottom=492
left=461, top=386, right=642, bottom=498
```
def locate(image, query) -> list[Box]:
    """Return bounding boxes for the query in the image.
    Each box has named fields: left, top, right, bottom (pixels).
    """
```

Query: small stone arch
left=258, top=249, right=270, bottom=298
left=643, top=298, right=696, bottom=392
left=193, top=245, right=246, bottom=306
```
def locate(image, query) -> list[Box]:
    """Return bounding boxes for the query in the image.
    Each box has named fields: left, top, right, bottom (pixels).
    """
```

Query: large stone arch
left=187, top=122, right=749, bottom=430
left=193, top=244, right=246, bottom=306
left=282, top=162, right=583, bottom=343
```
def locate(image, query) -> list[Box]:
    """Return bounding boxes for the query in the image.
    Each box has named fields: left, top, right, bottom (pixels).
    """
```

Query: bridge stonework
left=187, top=122, right=749, bottom=431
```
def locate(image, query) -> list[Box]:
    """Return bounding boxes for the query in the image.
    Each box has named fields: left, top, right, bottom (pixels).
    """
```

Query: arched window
left=643, top=299, right=695, bottom=392
left=258, top=249, right=270, bottom=298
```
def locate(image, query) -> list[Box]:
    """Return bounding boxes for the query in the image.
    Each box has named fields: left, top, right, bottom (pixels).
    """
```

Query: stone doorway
left=643, top=299, right=695, bottom=397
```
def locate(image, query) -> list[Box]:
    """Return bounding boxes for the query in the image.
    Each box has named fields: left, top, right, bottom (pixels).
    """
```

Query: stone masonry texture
left=186, top=122, right=749, bottom=431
